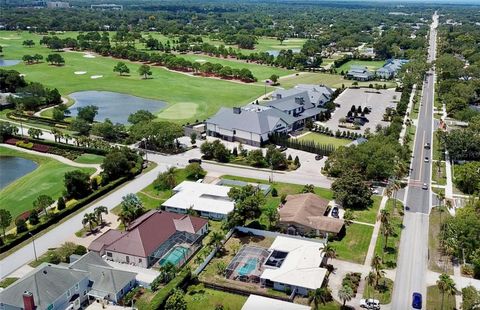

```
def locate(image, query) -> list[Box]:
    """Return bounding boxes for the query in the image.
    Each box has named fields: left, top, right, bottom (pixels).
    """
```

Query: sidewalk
left=364, top=195, right=389, bottom=266
left=399, top=84, right=417, bottom=145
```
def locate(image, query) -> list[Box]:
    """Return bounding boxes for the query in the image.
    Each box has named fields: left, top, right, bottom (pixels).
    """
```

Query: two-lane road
left=391, top=11, right=438, bottom=309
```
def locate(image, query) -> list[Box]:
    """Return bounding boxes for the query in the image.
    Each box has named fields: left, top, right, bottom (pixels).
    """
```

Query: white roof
left=162, top=181, right=235, bottom=215
left=260, top=236, right=327, bottom=290
left=242, top=295, right=310, bottom=310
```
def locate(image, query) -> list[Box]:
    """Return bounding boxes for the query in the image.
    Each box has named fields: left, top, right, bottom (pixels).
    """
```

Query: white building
left=260, top=236, right=327, bottom=296
left=163, top=181, right=235, bottom=220
left=242, top=295, right=310, bottom=310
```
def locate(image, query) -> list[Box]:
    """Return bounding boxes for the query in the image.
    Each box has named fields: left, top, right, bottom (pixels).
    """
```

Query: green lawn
left=280, top=72, right=396, bottom=89
left=73, top=153, right=105, bottom=164
left=336, top=60, right=386, bottom=74
left=351, top=195, right=382, bottom=224
left=427, top=285, right=456, bottom=310
left=0, top=146, right=95, bottom=219
left=433, top=130, right=444, bottom=161
left=184, top=284, right=247, bottom=310
left=431, top=160, right=447, bottom=186
left=0, top=31, right=267, bottom=124
left=180, top=54, right=295, bottom=81
left=374, top=199, right=404, bottom=269
left=363, top=278, right=394, bottom=304
left=330, top=223, right=374, bottom=264
left=428, top=206, right=454, bottom=275
left=0, top=277, right=18, bottom=288
left=297, top=132, right=351, bottom=148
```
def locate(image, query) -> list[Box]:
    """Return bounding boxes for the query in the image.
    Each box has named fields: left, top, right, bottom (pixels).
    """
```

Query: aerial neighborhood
left=1, top=1, right=480, bottom=310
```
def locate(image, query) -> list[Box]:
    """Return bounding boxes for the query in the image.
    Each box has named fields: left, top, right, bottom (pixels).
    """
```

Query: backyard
left=0, top=146, right=95, bottom=220
left=330, top=223, right=374, bottom=264
left=184, top=284, right=247, bottom=310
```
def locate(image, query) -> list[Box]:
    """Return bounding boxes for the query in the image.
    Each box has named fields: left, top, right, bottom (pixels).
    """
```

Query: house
left=278, top=193, right=345, bottom=237
left=0, top=264, right=90, bottom=310
left=260, top=236, right=328, bottom=296
left=69, top=252, right=136, bottom=302
left=346, top=65, right=375, bottom=81
left=88, top=210, right=208, bottom=268
left=206, top=105, right=294, bottom=146
left=242, top=295, right=310, bottom=310
left=163, top=181, right=235, bottom=220
left=272, top=84, right=335, bottom=107
left=376, top=59, right=409, bottom=79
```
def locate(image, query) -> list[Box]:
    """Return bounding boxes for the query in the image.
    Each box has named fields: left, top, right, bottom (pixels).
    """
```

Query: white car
left=360, top=298, right=381, bottom=309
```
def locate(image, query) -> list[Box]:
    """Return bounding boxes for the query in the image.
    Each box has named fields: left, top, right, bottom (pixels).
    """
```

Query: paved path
left=399, top=84, right=417, bottom=144
left=364, top=195, right=388, bottom=266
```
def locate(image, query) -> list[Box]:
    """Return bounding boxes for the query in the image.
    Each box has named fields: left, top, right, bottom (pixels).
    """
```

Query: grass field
left=0, top=146, right=95, bottom=219
left=427, top=285, right=456, bottom=310
left=0, top=31, right=267, bottom=124
left=73, top=153, right=105, bottom=164
left=336, top=60, right=386, bottom=74
left=374, top=199, right=404, bottom=269
left=352, top=195, right=382, bottom=224
left=184, top=284, right=247, bottom=310
left=363, top=278, right=394, bottom=304
left=280, top=72, right=396, bottom=89
left=428, top=206, right=454, bottom=275
left=296, top=132, right=351, bottom=148
left=330, top=223, right=374, bottom=264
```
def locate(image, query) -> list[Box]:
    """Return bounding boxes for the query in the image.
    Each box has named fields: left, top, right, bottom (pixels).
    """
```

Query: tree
left=68, top=118, right=91, bottom=135
left=22, top=40, right=35, bottom=48
left=0, top=209, right=12, bottom=238
left=118, top=193, right=144, bottom=227
left=82, top=212, right=98, bottom=233
left=184, top=163, right=205, bottom=180
left=57, top=196, right=66, bottom=211
left=381, top=222, right=394, bottom=254
left=138, top=64, right=152, bottom=79
left=91, top=119, right=125, bottom=141
left=28, top=209, right=40, bottom=225
left=209, top=231, right=224, bottom=251
left=101, top=148, right=139, bottom=182
left=320, top=244, right=337, bottom=264
left=371, top=254, right=384, bottom=287
left=16, top=218, right=28, bottom=234
left=227, top=185, right=265, bottom=226
left=154, top=167, right=177, bottom=190
left=33, top=194, right=54, bottom=216
left=77, top=105, right=98, bottom=123
left=248, top=149, right=266, bottom=167
left=437, top=273, right=457, bottom=310
left=461, top=285, right=480, bottom=310
left=343, top=210, right=355, bottom=226
left=332, top=171, right=373, bottom=210
left=128, top=110, right=156, bottom=124
left=27, top=127, right=42, bottom=139
left=265, top=146, right=287, bottom=170
left=113, top=62, right=130, bottom=76
left=165, top=288, right=187, bottom=310
left=265, top=207, right=279, bottom=229
left=46, top=53, right=65, bottom=65
left=64, top=170, right=91, bottom=199
left=338, top=285, right=354, bottom=307
left=190, top=132, right=197, bottom=145
left=270, top=74, right=279, bottom=85
left=302, top=184, right=315, bottom=193
left=365, top=271, right=378, bottom=296
left=309, top=287, right=332, bottom=309
left=94, top=206, right=108, bottom=224
left=454, top=162, right=480, bottom=194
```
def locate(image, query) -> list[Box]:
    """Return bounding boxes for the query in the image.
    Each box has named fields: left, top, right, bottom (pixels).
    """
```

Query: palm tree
left=338, top=285, right=354, bottom=307
left=94, top=206, right=108, bottom=225
left=371, top=254, right=384, bottom=287
left=82, top=212, right=97, bottom=233
left=320, top=244, right=337, bottom=264
left=325, top=264, right=336, bottom=280
left=308, top=287, right=332, bottom=309
left=160, top=262, right=177, bottom=283
left=343, top=210, right=355, bottom=226
left=437, top=273, right=457, bottom=310
left=209, top=231, right=224, bottom=251
left=378, top=209, right=391, bottom=227
left=382, top=222, right=395, bottom=253
left=365, top=271, right=377, bottom=296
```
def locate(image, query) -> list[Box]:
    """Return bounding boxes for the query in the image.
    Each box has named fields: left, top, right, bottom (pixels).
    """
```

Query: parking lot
left=322, top=88, right=402, bottom=134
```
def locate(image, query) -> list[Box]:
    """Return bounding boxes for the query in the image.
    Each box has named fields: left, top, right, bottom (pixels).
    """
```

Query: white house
left=163, top=181, right=235, bottom=220
left=260, top=236, right=327, bottom=296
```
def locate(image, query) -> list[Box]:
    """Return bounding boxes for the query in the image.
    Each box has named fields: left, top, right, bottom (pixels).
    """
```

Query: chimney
left=295, top=97, right=304, bottom=105
left=233, top=107, right=241, bottom=114
left=276, top=94, right=282, bottom=100
left=23, top=291, right=35, bottom=310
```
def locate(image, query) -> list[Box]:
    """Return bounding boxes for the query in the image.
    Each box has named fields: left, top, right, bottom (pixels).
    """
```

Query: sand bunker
left=74, top=71, right=87, bottom=75
left=90, top=75, right=103, bottom=79
left=83, top=53, right=96, bottom=59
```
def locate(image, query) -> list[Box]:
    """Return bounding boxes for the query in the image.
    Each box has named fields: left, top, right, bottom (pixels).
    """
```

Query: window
left=233, top=130, right=236, bottom=135
left=139, top=258, right=142, bottom=263
left=106, top=252, right=112, bottom=257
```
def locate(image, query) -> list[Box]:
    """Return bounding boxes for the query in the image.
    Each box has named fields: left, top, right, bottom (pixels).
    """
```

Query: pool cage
left=225, top=245, right=271, bottom=283
left=150, top=231, right=203, bottom=268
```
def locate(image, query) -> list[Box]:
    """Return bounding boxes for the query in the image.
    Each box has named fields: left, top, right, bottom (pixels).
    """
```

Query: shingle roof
left=279, top=193, right=344, bottom=234
left=0, top=264, right=89, bottom=310
left=272, top=85, right=334, bottom=106
left=88, top=229, right=124, bottom=252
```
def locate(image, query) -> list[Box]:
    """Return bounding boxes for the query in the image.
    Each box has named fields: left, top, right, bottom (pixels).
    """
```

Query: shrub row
left=148, top=269, right=192, bottom=310
left=269, top=132, right=336, bottom=156
left=0, top=176, right=130, bottom=253
left=7, top=111, right=69, bottom=127
left=12, top=135, right=109, bottom=156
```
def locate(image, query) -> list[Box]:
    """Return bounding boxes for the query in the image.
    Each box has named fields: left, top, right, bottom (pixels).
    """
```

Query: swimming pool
left=238, top=258, right=259, bottom=276
left=160, top=246, right=189, bottom=266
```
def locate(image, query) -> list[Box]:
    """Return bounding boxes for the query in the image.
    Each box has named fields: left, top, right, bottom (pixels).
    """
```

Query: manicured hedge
left=7, top=112, right=69, bottom=127
left=12, top=135, right=109, bottom=156
left=147, top=270, right=192, bottom=310
left=0, top=176, right=130, bottom=253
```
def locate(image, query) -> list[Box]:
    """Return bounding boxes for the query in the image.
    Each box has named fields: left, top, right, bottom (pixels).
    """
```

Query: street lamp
left=29, top=232, right=37, bottom=262
left=142, top=137, right=148, bottom=162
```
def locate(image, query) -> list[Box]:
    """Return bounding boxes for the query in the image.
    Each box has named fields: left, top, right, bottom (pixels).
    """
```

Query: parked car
left=424, top=142, right=431, bottom=149
left=331, top=207, right=339, bottom=218
left=422, top=183, right=428, bottom=190
left=188, top=158, right=202, bottom=164
left=412, top=292, right=422, bottom=309
left=360, top=298, right=380, bottom=309
left=371, top=188, right=379, bottom=195
left=424, top=157, right=429, bottom=163
left=315, top=154, right=323, bottom=161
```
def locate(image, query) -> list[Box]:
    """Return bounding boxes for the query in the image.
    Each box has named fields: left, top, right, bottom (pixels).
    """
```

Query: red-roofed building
left=88, top=210, right=208, bottom=268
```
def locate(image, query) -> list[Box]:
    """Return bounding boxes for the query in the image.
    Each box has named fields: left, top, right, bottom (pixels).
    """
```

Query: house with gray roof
left=346, top=65, right=375, bottom=81
left=376, top=59, right=409, bottom=79
left=272, top=84, right=334, bottom=107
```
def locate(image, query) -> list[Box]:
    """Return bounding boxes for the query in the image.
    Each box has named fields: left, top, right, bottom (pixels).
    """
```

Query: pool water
left=160, top=246, right=189, bottom=266
left=238, top=258, right=259, bottom=276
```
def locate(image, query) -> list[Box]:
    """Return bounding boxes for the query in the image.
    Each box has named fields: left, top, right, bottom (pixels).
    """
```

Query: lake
left=266, top=49, right=300, bottom=57
left=69, top=91, right=167, bottom=124
left=0, top=156, right=38, bottom=190
left=0, top=59, right=21, bottom=67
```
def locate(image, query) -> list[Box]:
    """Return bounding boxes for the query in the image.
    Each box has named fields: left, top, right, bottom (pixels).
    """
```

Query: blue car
left=412, top=292, right=422, bottom=309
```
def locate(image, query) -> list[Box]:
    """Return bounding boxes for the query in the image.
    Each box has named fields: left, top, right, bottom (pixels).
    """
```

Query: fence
left=193, top=228, right=234, bottom=276
left=200, top=281, right=294, bottom=302
left=235, top=226, right=327, bottom=244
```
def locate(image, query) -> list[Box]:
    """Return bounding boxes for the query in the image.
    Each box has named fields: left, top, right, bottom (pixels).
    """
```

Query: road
left=391, top=11, right=438, bottom=309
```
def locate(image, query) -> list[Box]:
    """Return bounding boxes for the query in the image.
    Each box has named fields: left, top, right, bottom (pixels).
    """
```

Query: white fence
left=193, top=228, right=234, bottom=275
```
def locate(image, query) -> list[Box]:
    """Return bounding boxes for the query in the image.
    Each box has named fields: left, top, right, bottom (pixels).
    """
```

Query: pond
left=0, top=156, right=38, bottom=190
left=0, top=59, right=21, bottom=67
left=266, top=49, right=300, bottom=57
left=69, top=91, right=167, bottom=124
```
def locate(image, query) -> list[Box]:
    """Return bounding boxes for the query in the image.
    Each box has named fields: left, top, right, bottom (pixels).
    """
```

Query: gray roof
left=70, top=252, right=136, bottom=298
left=268, top=91, right=315, bottom=111
left=272, top=84, right=334, bottom=106
left=206, top=105, right=295, bottom=134
left=0, top=264, right=89, bottom=310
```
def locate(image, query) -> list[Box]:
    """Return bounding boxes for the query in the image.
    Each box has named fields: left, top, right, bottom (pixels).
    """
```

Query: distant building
left=346, top=65, right=375, bottom=81
left=46, top=1, right=69, bottom=8
left=376, top=59, right=409, bottom=79
left=90, top=4, right=123, bottom=10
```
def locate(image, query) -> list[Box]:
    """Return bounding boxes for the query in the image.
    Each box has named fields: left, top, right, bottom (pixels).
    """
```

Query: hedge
left=0, top=176, right=130, bottom=253
left=7, top=111, right=69, bottom=127
left=12, top=135, right=109, bottom=156
left=147, top=269, right=192, bottom=310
